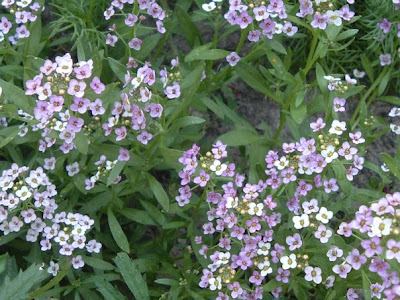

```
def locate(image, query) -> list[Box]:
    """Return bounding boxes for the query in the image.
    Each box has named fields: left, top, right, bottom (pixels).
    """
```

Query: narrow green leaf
left=0, top=79, right=34, bottom=113
left=335, top=29, right=358, bottom=41
left=119, top=208, right=157, bottom=226
left=107, top=161, right=125, bottom=186
left=169, top=116, right=205, bottom=129
left=0, top=126, right=21, bottom=148
left=145, top=173, right=169, bottom=211
left=362, top=271, right=372, bottom=300
left=290, top=101, right=307, bottom=124
left=136, top=34, right=162, bottom=61
left=74, top=132, right=89, bottom=154
left=200, top=97, right=225, bottom=119
left=381, top=153, right=400, bottom=179
left=113, top=253, right=150, bottom=300
left=218, top=129, right=262, bottom=146
left=94, top=277, right=126, bottom=300
left=185, top=46, right=230, bottom=62
left=361, top=55, right=374, bottom=81
left=107, top=208, right=130, bottom=253
left=263, top=279, right=283, bottom=292
left=378, top=69, right=391, bottom=96
left=107, top=58, right=126, bottom=83
left=175, top=5, right=201, bottom=47
left=0, top=264, right=49, bottom=300
left=83, top=256, right=115, bottom=271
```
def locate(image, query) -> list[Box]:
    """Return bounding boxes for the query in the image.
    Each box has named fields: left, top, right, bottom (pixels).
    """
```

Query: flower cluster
left=177, top=139, right=398, bottom=299
left=323, top=73, right=357, bottom=93
left=104, top=0, right=166, bottom=47
left=0, top=164, right=101, bottom=272
left=297, top=0, right=356, bottom=30
left=334, top=193, right=400, bottom=299
left=0, top=0, right=42, bottom=44
left=203, top=0, right=298, bottom=42
left=20, top=53, right=107, bottom=153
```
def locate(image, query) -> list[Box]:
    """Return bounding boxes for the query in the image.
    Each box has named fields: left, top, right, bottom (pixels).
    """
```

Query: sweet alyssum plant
left=0, top=0, right=399, bottom=299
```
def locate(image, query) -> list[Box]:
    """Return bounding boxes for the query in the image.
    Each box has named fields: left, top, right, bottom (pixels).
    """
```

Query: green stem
left=87, top=0, right=96, bottom=27
left=29, top=261, right=71, bottom=299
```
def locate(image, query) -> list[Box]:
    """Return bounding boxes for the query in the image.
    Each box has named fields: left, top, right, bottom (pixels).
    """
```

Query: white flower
left=353, top=69, right=365, bottom=78
left=248, top=202, right=264, bottom=216
left=16, top=0, right=32, bottom=8
left=381, top=163, right=390, bottom=172
left=131, top=74, right=144, bottom=89
left=257, top=241, right=271, bottom=256
left=369, top=217, right=392, bottom=237
left=47, top=261, right=59, bottom=276
left=55, top=53, right=73, bottom=76
left=208, top=276, right=222, bottom=290
left=293, top=214, right=310, bottom=229
left=389, top=107, right=400, bottom=117
left=226, top=196, right=238, bottom=209
left=321, top=145, right=338, bottom=163
left=281, top=254, right=297, bottom=269
left=326, top=10, right=342, bottom=26
left=202, top=2, right=216, bottom=11
left=15, top=186, right=32, bottom=201
left=258, top=261, right=273, bottom=276
left=316, top=207, right=333, bottom=224
left=106, top=160, right=118, bottom=170
left=210, top=160, right=227, bottom=176
left=329, top=120, right=346, bottom=135
left=274, top=156, right=288, bottom=170
left=217, top=252, right=230, bottom=265
left=390, top=124, right=400, bottom=135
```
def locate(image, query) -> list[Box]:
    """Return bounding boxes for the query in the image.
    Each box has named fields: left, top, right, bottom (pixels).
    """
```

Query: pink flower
left=226, top=52, right=240, bottom=67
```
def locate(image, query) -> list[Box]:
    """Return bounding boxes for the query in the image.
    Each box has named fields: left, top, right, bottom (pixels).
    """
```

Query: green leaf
left=381, top=153, right=400, bottom=179
left=119, top=208, right=157, bottom=226
left=0, top=253, right=8, bottom=275
left=136, top=34, right=162, bottom=61
left=107, top=58, right=126, bottom=83
left=107, top=161, right=125, bottom=186
left=169, top=116, right=205, bottom=129
left=200, top=97, right=224, bottom=119
left=0, top=79, right=34, bottom=113
left=83, top=256, right=115, bottom=271
left=378, top=96, right=400, bottom=105
left=290, top=101, right=307, bottom=124
left=218, top=129, right=262, bottom=146
left=145, top=173, right=170, bottom=212
left=362, top=271, right=372, bottom=300
left=0, top=264, right=49, bottom=300
left=107, top=208, right=130, bottom=253
left=378, top=69, right=391, bottom=96
left=235, top=61, right=281, bottom=103
left=113, top=253, right=150, bottom=300
left=175, top=5, right=201, bottom=47
left=291, top=282, right=308, bottom=300
left=94, top=277, right=126, bottom=300
left=316, top=63, right=328, bottom=95
left=361, top=55, right=374, bottom=81
left=335, top=29, right=358, bottom=41
left=185, top=45, right=230, bottom=62
left=263, top=279, right=283, bottom=292
left=0, top=126, right=21, bottom=148
left=74, top=132, right=89, bottom=154
left=264, top=39, right=287, bottom=55
left=140, top=200, right=165, bottom=226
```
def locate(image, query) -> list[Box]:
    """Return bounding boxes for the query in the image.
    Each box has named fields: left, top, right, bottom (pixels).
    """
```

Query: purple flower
left=137, top=131, right=152, bottom=145
left=248, top=30, right=261, bottom=42
left=379, top=18, right=391, bottom=33
left=236, top=11, right=252, bottom=29
left=193, top=170, right=210, bottom=187
left=227, top=282, right=243, bottom=298
left=90, top=77, right=105, bottom=94
left=118, top=148, right=130, bottom=161
left=164, top=82, right=181, bottom=99
left=226, top=52, right=240, bottom=67
left=333, top=97, right=346, bottom=112
left=70, top=97, right=90, bottom=114
left=311, top=13, right=329, bottom=30
left=304, top=266, right=322, bottom=284
left=286, top=233, right=302, bottom=251
left=346, top=249, right=367, bottom=270
left=332, top=263, right=352, bottom=278
left=379, top=54, right=391, bottom=66
left=361, top=237, right=383, bottom=257
left=89, top=99, right=105, bottom=115
left=369, top=258, right=390, bottom=276
left=386, top=239, right=400, bottom=261
left=67, top=79, right=86, bottom=98
left=128, top=38, right=142, bottom=50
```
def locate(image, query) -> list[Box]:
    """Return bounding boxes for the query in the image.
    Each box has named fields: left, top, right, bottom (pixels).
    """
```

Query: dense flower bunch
left=0, top=0, right=42, bottom=44
left=104, top=0, right=166, bottom=47
left=21, top=53, right=107, bottom=153
left=177, top=139, right=399, bottom=299
left=0, top=164, right=101, bottom=273
left=336, top=193, right=400, bottom=299
left=296, top=0, right=356, bottom=30
left=202, top=0, right=298, bottom=42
